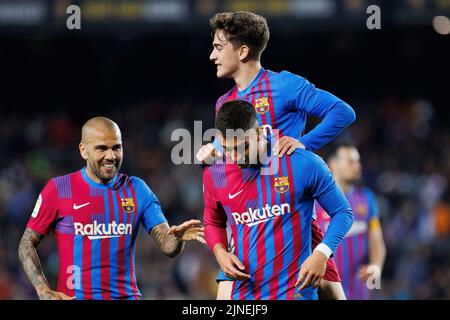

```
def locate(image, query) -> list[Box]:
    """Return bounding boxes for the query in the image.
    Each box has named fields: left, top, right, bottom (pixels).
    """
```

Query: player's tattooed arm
left=151, top=222, right=185, bottom=258
left=18, top=228, right=74, bottom=300
left=150, top=219, right=205, bottom=258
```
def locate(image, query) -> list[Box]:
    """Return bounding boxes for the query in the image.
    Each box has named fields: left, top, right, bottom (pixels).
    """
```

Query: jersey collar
left=80, top=167, right=119, bottom=189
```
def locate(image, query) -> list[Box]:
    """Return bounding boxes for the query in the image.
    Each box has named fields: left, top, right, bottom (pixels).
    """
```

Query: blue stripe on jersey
left=124, top=182, right=141, bottom=299
left=102, top=189, right=110, bottom=298
left=255, top=173, right=269, bottom=299
left=246, top=199, right=257, bottom=300
left=91, top=214, right=103, bottom=300
left=352, top=232, right=359, bottom=299
left=73, top=235, right=84, bottom=300
left=110, top=189, right=120, bottom=299
left=118, top=187, right=133, bottom=298
left=278, top=158, right=293, bottom=299
left=233, top=224, right=245, bottom=300
left=341, top=238, right=350, bottom=297
left=210, top=163, right=227, bottom=189
left=262, top=169, right=275, bottom=299
left=53, top=175, right=72, bottom=199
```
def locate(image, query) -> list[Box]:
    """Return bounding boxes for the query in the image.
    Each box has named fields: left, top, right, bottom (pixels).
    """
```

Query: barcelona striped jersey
left=203, top=149, right=354, bottom=300
left=316, top=186, right=380, bottom=300
left=210, top=67, right=356, bottom=283
left=27, top=167, right=167, bottom=300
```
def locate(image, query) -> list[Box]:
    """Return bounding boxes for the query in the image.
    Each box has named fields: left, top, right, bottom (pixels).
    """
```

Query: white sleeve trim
left=314, top=243, right=333, bottom=259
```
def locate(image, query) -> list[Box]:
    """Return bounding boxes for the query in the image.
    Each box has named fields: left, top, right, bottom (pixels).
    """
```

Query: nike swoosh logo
left=73, top=202, right=90, bottom=210
left=228, top=190, right=243, bottom=200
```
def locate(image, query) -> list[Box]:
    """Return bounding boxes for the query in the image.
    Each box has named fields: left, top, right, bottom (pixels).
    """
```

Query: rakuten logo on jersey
left=74, top=221, right=132, bottom=240
left=231, top=203, right=291, bottom=227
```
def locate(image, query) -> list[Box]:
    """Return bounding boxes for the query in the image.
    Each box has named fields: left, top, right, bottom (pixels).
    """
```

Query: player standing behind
left=203, top=100, right=354, bottom=300
left=18, top=117, right=205, bottom=300
left=316, top=144, right=386, bottom=300
left=196, top=11, right=356, bottom=299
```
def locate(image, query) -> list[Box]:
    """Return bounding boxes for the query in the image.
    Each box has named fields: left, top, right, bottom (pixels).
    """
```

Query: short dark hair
left=326, top=143, right=358, bottom=162
left=215, top=100, right=256, bottom=136
left=210, top=11, right=270, bottom=60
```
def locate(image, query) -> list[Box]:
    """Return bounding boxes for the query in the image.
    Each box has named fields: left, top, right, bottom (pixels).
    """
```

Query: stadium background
left=0, top=0, right=449, bottom=299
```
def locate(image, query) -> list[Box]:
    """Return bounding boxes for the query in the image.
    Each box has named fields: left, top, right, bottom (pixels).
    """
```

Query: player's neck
left=233, top=61, right=262, bottom=91
left=337, top=180, right=352, bottom=194
left=85, top=166, right=112, bottom=185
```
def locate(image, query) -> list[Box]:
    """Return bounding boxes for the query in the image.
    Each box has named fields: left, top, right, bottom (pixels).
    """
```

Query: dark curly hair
left=215, top=100, right=257, bottom=137
left=210, top=11, right=270, bottom=61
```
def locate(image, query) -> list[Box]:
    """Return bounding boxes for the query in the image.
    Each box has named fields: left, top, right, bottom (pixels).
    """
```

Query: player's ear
left=239, top=45, right=251, bottom=62
left=79, top=142, right=88, bottom=160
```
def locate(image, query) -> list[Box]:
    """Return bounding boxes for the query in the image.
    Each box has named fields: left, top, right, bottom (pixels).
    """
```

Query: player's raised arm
left=296, top=153, right=353, bottom=290
left=282, top=72, right=356, bottom=152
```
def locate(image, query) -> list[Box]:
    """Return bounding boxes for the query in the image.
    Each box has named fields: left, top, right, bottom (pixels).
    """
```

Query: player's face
left=80, top=128, right=123, bottom=184
left=210, top=29, right=241, bottom=79
left=334, top=147, right=362, bottom=183
left=220, top=126, right=264, bottom=168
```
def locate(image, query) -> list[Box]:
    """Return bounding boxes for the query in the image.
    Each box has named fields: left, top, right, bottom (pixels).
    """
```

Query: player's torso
left=217, top=69, right=306, bottom=139
left=53, top=170, right=142, bottom=300
left=209, top=154, right=316, bottom=300
left=316, top=187, right=371, bottom=299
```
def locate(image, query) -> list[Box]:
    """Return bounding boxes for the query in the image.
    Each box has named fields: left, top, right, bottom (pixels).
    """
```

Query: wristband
left=314, top=243, right=332, bottom=259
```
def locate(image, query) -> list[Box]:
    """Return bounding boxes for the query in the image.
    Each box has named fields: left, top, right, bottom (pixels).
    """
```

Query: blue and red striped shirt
left=203, top=150, right=353, bottom=300
left=316, top=186, right=380, bottom=300
left=213, top=67, right=356, bottom=152
left=27, top=167, right=167, bottom=300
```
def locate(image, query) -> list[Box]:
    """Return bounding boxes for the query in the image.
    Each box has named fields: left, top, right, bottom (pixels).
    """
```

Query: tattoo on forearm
left=18, top=228, right=50, bottom=295
left=150, top=223, right=184, bottom=258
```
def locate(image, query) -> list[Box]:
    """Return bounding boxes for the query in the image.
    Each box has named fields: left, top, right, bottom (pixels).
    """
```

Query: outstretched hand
left=168, top=219, right=206, bottom=244
left=38, top=289, right=75, bottom=300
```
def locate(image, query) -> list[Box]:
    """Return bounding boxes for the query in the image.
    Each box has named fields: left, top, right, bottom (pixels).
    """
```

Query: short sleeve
left=27, top=180, right=59, bottom=235
left=133, top=177, right=167, bottom=233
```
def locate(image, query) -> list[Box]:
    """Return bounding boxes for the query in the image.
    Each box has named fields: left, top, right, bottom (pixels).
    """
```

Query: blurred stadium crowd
left=0, top=93, right=449, bottom=299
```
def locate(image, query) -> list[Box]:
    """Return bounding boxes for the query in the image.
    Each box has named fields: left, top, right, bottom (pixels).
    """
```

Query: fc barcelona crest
left=357, top=204, right=367, bottom=216
left=274, top=176, right=289, bottom=193
left=254, top=97, right=270, bottom=114
left=121, top=198, right=135, bottom=213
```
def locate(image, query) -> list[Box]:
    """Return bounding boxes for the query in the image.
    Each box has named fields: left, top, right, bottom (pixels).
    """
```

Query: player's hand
left=168, top=219, right=206, bottom=244
left=38, top=288, right=75, bottom=300
left=214, top=246, right=251, bottom=281
left=357, top=264, right=377, bottom=282
left=272, top=136, right=305, bottom=157
left=295, top=250, right=327, bottom=291
left=196, top=143, right=223, bottom=165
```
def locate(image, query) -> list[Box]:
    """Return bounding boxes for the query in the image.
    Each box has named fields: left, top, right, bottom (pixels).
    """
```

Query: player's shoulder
left=359, top=185, right=377, bottom=200
left=289, top=148, right=327, bottom=169
left=128, top=175, right=148, bottom=189
left=216, top=86, right=237, bottom=106
left=48, top=170, right=79, bottom=190
left=274, top=69, right=308, bottom=84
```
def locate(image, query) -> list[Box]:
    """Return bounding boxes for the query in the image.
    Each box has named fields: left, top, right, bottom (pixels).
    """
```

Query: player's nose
left=209, top=50, right=216, bottom=61
left=105, top=149, right=116, bottom=160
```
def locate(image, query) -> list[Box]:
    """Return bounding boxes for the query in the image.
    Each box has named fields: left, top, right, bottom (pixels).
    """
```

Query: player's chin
left=216, top=69, right=230, bottom=79
left=100, top=166, right=118, bottom=178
